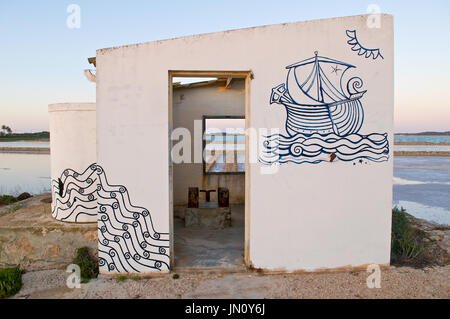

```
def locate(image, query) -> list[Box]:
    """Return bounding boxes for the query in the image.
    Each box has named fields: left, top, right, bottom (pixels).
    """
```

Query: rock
left=428, top=230, right=444, bottom=242
left=429, top=235, right=441, bottom=242
left=432, top=230, right=445, bottom=236
left=437, top=243, right=450, bottom=256
left=82, top=230, right=98, bottom=242
left=44, top=244, right=61, bottom=258
left=40, top=197, right=52, bottom=204
left=6, top=238, right=35, bottom=256
left=439, top=232, right=450, bottom=255
left=0, top=193, right=98, bottom=271
left=17, top=192, right=32, bottom=201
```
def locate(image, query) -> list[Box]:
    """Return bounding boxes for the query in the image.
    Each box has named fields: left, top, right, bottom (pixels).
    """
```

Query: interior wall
left=172, top=80, right=245, bottom=208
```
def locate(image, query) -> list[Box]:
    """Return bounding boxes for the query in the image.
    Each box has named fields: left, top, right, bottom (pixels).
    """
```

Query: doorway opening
left=169, top=71, right=251, bottom=270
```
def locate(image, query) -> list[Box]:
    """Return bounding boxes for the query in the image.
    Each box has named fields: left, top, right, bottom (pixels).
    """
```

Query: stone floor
left=174, top=204, right=245, bottom=269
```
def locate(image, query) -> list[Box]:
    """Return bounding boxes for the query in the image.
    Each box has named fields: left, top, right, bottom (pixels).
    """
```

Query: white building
left=49, top=14, right=394, bottom=274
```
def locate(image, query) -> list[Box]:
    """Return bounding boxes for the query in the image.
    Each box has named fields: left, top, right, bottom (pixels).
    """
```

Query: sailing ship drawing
left=260, top=51, right=389, bottom=165
left=270, top=51, right=366, bottom=137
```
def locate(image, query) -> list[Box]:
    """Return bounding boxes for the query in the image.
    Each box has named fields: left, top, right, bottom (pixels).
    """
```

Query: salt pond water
left=394, top=135, right=450, bottom=144
left=394, top=135, right=450, bottom=152
left=0, top=152, right=51, bottom=195
left=0, top=140, right=50, bottom=148
left=394, top=145, right=450, bottom=152
left=393, top=156, right=450, bottom=225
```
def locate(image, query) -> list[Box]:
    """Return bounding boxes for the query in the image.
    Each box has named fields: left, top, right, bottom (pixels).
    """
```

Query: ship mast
left=314, top=51, right=340, bottom=135
left=314, top=51, right=324, bottom=103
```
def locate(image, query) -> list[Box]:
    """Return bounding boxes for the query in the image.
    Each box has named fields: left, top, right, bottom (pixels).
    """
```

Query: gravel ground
left=12, top=265, right=450, bottom=299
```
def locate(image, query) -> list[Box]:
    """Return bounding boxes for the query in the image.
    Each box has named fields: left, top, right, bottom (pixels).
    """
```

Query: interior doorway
left=168, top=71, right=251, bottom=270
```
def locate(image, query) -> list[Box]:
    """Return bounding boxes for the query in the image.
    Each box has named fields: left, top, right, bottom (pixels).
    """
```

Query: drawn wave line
left=51, top=163, right=170, bottom=272
left=260, top=132, right=390, bottom=165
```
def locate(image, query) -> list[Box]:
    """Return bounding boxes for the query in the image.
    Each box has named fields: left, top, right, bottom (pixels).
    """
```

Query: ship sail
left=271, top=52, right=366, bottom=137
left=286, top=51, right=355, bottom=105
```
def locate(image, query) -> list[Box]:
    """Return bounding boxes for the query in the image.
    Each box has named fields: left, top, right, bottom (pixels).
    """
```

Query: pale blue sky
left=1, top=0, right=449, bottom=133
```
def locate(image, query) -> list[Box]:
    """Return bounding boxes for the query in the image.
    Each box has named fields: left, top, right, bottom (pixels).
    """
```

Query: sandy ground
left=12, top=265, right=449, bottom=299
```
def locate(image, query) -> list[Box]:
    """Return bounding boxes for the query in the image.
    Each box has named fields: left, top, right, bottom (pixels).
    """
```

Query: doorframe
left=168, top=70, right=253, bottom=270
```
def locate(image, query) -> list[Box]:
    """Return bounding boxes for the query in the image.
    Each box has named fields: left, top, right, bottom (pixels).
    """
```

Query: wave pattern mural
left=51, top=166, right=98, bottom=222
left=96, top=164, right=170, bottom=273
left=260, top=133, right=389, bottom=165
left=52, top=163, right=170, bottom=272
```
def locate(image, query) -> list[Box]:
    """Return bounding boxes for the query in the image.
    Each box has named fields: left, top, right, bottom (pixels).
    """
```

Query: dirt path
left=13, top=265, right=449, bottom=299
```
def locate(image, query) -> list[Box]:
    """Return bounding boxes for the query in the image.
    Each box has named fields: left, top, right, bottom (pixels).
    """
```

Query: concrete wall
left=48, top=103, right=97, bottom=223
left=96, top=14, right=394, bottom=273
left=172, top=80, right=245, bottom=207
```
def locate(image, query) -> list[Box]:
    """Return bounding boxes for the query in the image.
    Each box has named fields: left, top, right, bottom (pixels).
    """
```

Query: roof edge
left=96, top=13, right=393, bottom=54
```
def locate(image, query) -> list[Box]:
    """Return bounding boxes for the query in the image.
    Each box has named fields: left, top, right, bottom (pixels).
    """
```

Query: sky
left=0, top=0, right=449, bottom=133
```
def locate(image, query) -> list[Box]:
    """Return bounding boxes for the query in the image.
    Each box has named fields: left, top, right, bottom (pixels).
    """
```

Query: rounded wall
left=48, top=103, right=97, bottom=223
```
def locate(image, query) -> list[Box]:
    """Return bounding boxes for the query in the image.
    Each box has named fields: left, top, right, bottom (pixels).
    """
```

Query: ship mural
left=260, top=51, right=389, bottom=165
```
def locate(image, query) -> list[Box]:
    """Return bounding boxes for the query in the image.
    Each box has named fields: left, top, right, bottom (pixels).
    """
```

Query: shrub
left=0, top=267, right=24, bottom=298
left=7, top=203, right=22, bottom=214
left=391, top=207, right=423, bottom=263
left=72, top=247, right=99, bottom=283
left=0, top=195, right=17, bottom=206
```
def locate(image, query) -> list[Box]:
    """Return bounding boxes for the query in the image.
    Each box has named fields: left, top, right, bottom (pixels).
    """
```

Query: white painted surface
left=48, top=103, right=96, bottom=223
left=96, top=14, right=394, bottom=272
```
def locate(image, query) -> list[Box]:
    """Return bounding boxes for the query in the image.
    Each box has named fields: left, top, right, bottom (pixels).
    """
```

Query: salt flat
left=394, top=156, right=450, bottom=225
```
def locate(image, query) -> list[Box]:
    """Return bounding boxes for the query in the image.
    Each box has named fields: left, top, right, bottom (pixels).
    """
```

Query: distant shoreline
left=395, top=131, right=450, bottom=136
left=0, top=138, right=49, bottom=142
left=0, top=131, right=49, bottom=142
left=0, top=147, right=50, bottom=154
left=394, top=151, right=450, bottom=157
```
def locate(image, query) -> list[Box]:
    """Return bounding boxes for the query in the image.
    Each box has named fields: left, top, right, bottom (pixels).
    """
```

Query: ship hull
left=283, top=100, right=364, bottom=137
